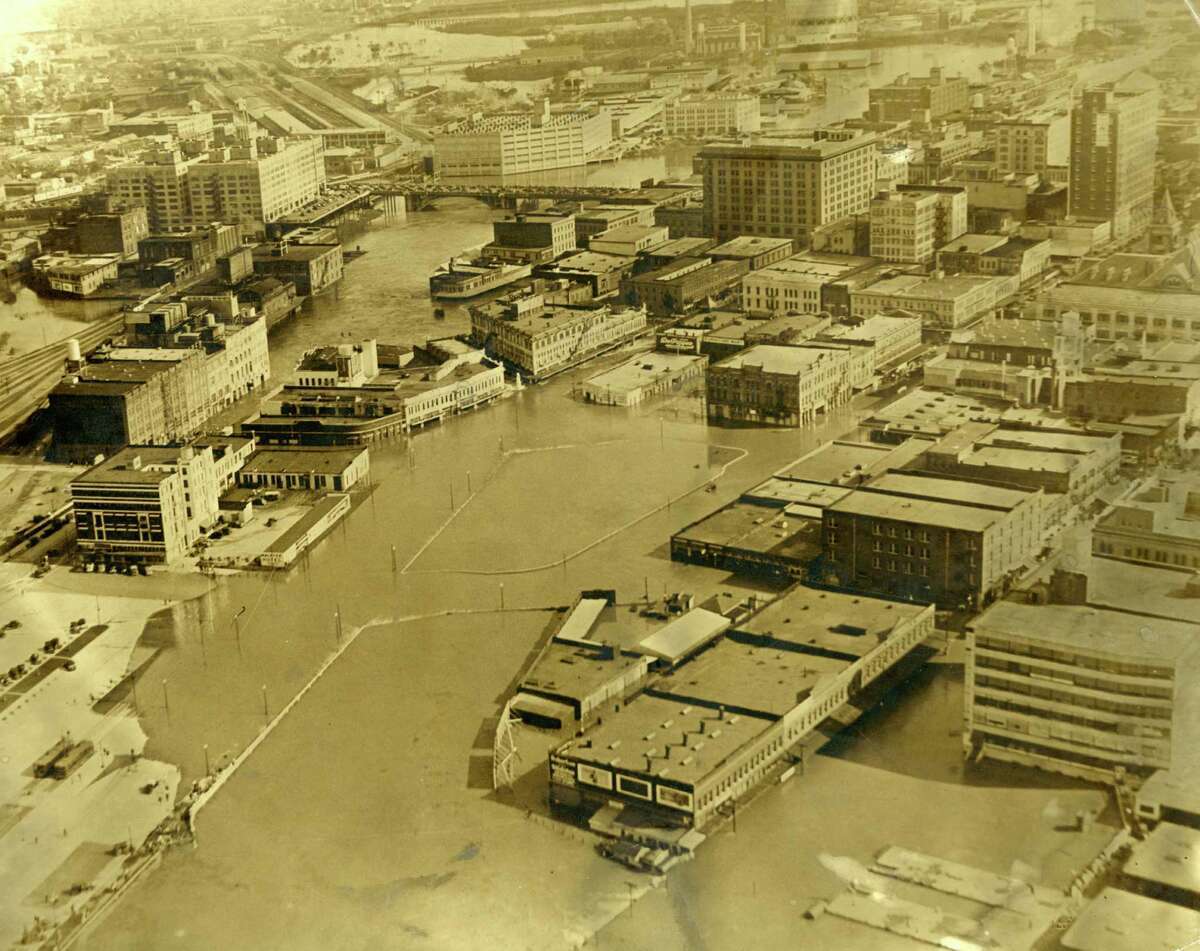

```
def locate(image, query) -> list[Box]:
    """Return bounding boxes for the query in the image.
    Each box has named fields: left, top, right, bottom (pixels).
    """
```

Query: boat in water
left=429, top=257, right=532, bottom=300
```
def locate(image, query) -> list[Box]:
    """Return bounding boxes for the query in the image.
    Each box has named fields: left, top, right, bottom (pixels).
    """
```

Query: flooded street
left=76, top=189, right=896, bottom=947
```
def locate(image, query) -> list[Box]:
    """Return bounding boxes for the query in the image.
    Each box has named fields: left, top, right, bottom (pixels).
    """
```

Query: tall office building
left=188, top=137, right=326, bottom=234
left=106, top=150, right=195, bottom=232
left=870, top=190, right=938, bottom=264
left=701, top=132, right=877, bottom=242
left=1069, top=74, right=1159, bottom=238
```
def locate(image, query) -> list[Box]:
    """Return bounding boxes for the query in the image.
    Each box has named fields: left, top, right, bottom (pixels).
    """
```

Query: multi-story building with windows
left=1092, top=477, right=1200, bottom=571
left=984, top=113, right=1069, bottom=175
left=936, top=234, right=1051, bottom=285
left=105, top=150, right=196, bottom=232
left=701, top=132, right=877, bottom=242
left=867, top=68, right=970, bottom=122
left=486, top=213, right=576, bottom=264
left=964, top=601, right=1199, bottom=783
left=434, top=104, right=612, bottom=177
left=70, top=444, right=223, bottom=566
left=820, top=479, right=1044, bottom=608
left=850, top=272, right=1017, bottom=331
left=1069, top=75, right=1159, bottom=238
left=870, top=190, right=938, bottom=264
left=706, top=344, right=853, bottom=426
left=469, top=297, right=646, bottom=381
left=895, top=184, right=968, bottom=247
left=663, top=95, right=761, bottom=137
left=187, top=137, right=326, bottom=234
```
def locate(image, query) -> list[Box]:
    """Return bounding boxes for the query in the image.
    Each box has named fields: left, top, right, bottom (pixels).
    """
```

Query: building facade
left=870, top=190, right=938, bottom=264
left=701, top=134, right=877, bottom=242
left=434, top=106, right=612, bottom=177
left=662, top=96, right=761, bottom=137
left=965, top=601, right=1196, bottom=783
left=1069, top=77, right=1159, bottom=238
left=706, top=344, right=853, bottom=426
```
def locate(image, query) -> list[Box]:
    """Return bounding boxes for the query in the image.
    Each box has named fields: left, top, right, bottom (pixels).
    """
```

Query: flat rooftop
left=867, top=471, right=1036, bottom=510
left=1084, top=557, right=1200, bottom=626
left=742, top=478, right=852, bottom=510
left=390, top=361, right=496, bottom=398
left=73, top=446, right=181, bottom=485
left=700, top=134, right=876, bottom=161
left=735, top=585, right=930, bottom=659
left=241, top=447, right=365, bottom=476
left=971, top=601, right=1199, bottom=665
left=1124, top=822, right=1200, bottom=894
left=714, top=344, right=841, bottom=375
left=954, top=317, right=1058, bottom=351
left=709, top=235, right=793, bottom=258
left=591, top=225, right=665, bottom=244
left=827, top=489, right=1005, bottom=533
left=647, top=237, right=717, bottom=259
left=556, top=693, right=773, bottom=788
left=545, top=251, right=636, bottom=274
left=675, top=500, right=821, bottom=563
left=751, top=253, right=869, bottom=283
left=939, top=234, right=1006, bottom=255
left=651, top=638, right=847, bottom=718
left=776, top=438, right=931, bottom=485
left=521, top=640, right=646, bottom=704
left=1062, top=888, right=1200, bottom=951
left=442, top=110, right=595, bottom=134
left=584, top=352, right=704, bottom=393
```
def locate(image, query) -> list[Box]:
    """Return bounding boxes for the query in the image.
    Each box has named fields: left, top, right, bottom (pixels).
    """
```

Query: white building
left=187, top=137, right=326, bottom=234
left=870, top=190, right=939, bottom=264
left=817, top=313, right=924, bottom=368
left=663, top=95, right=761, bottom=138
left=434, top=103, right=612, bottom=177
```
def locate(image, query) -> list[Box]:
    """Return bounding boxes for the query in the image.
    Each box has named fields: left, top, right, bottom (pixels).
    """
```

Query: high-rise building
left=106, top=150, right=195, bottom=232
left=701, top=132, right=877, bottom=242
left=896, top=184, right=968, bottom=247
left=187, top=137, right=326, bottom=234
left=870, top=190, right=939, bottom=264
left=985, top=113, right=1070, bottom=176
left=1069, top=74, right=1159, bottom=238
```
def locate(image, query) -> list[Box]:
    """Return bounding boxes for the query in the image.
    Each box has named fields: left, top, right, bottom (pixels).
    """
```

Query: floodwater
left=79, top=200, right=887, bottom=950
left=0, top=284, right=121, bottom=359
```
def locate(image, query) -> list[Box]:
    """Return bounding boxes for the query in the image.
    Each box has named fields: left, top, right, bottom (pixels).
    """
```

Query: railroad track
left=0, top=312, right=128, bottom=442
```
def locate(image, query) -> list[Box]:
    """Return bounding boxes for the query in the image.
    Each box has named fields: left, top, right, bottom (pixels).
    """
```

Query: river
left=76, top=19, right=1151, bottom=947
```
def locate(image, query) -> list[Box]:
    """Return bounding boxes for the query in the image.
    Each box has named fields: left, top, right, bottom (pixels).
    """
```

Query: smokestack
left=684, top=0, right=693, bottom=54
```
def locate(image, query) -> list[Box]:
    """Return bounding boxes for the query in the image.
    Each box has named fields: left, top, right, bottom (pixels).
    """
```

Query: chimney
left=684, top=0, right=693, bottom=54
left=1048, top=568, right=1088, bottom=605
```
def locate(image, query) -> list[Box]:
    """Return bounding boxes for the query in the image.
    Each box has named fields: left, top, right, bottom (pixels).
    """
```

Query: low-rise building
left=920, top=421, right=1122, bottom=510
left=1092, top=477, right=1200, bottom=571
left=588, top=224, right=669, bottom=257
left=707, top=235, right=793, bottom=271
left=581, top=352, right=706, bottom=406
left=533, top=250, right=636, bottom=297
left=237, top=446, right=370, bottom=493
left=549, top=585, right=934, bottom=830
left=965, top=601, right=1200, bottom=783
left=621, top=258, right=747, bottom=316
left=936, top=234, right=1051, bottom=285
left=30, top=254, right=119, bottom=296
left=740, top=252, right=876, bottom=317
left=815, top=313, right=924, bottom=370
left=251, top=241, right=343, bottom=296
left=706, top=344, right=853, bottom=426
left=850, top=272, right=1017, bottom=331
left=486, top=212, right=576, bottom=264
left=469, top=297, right=647, bottom=381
